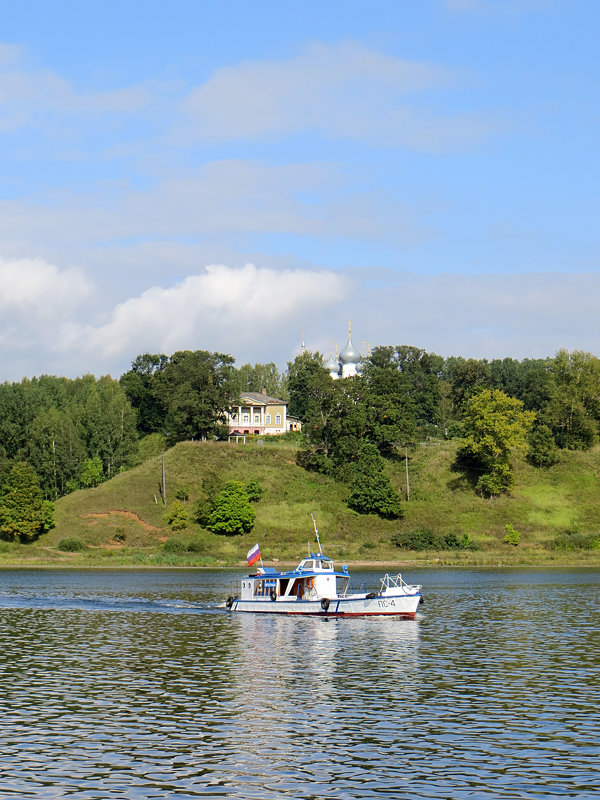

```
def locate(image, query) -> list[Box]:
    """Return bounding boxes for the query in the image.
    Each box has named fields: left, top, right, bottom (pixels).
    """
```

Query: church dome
left=323, top=353, right=339, bottom=373
left=339, top=336, right=361, bottom=364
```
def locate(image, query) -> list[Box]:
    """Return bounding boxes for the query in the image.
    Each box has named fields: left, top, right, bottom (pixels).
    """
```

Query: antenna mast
left=311, top=514, right=323, bottom=555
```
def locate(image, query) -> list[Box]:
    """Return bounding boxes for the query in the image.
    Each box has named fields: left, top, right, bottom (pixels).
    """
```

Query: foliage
left=0, top=462, right=55, bottom=542
left=208, top=481, right=256, bottom=535
left=57, top=536, right=86, bottom=552
left=79, top=457, right=104, bottom=488
left=503, top=524, right=521, bottom=546
left=233, top=362, right=286, bottom=399
left=550, top=531, right=600, bottom=551
left=347, top=444, right=404, bottom=519
left=244, top=479, right=263, bottom=502
left=456, top=389, right=536, bottom=496
left=164, top=500, right=188, bottom=530
left=527, top=424, right=560, bottom=468
left=286, top=351, right=328, bottom=421
left=175, top=485, right=191, bottom=502
left=543, top=350, right=600, bottom=450
left=162, top=536, right=188, bottom=552
left=391, top=528, right=474, bottom=551
left=0, top=374, right=137, bottom=498
left=121, top=349, right=236, bottom=442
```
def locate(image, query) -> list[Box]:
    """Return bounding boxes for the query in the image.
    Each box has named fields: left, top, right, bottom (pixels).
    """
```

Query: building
left=226, top=390, right=301, bottom=436
left=323, top=323, right=364, bottom=379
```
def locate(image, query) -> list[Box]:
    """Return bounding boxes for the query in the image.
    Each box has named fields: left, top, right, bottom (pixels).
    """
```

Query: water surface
left=0, top=568, right=598, bottom=799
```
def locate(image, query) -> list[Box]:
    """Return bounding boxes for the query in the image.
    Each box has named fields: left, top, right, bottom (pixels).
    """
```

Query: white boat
left=226, top=524, right=422, bottom=618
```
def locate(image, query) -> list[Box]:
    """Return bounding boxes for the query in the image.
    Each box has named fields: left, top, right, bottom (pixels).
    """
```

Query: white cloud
left=58, top=263, right=348, bottom=363
left=1, top=257, right=599, bottom=381
left=182, top=40, right=501, bottom=150
left=0, top=256, right=92, bottom=317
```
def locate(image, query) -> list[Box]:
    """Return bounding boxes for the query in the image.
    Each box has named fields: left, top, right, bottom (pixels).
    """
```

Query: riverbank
left=4, top=438, right=600, bottom=569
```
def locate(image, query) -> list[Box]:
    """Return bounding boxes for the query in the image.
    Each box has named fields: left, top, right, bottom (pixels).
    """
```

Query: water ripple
left=0, top=569, right=599, bottom=798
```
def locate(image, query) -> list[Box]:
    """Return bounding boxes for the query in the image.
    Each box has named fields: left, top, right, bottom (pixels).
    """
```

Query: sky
left=1, top=0, right=599, bottom=381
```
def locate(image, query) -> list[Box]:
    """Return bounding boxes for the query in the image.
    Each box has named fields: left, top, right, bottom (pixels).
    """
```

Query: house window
left=230, top=413, right=237, bottom=421
left=254, top=414, right=260, bottom=424
left=265, top=414, right=271, bottom=424
left=243, top=414, right=250, bottom=423
left=275, top=414, right=282, bottom=425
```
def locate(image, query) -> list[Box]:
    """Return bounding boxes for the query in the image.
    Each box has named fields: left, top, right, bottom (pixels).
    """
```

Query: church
left=322, top=323, right=364, bottom=379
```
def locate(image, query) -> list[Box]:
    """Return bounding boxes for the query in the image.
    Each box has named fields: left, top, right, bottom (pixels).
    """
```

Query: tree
left=120, top=353, right=168, bottom=435
left=457, top=389, right=535, bottom=496
left=444, top=357, right=492, bottom=412
left=542, top=350, right=600, bottom=450
left=0, top=462, right=55, bottom=542
left=527, top=424, right=560, bottom=468
left=234, top=362, right=286, bottom=399
left=347, top=444, right=404, bottom=518
left=286, top=351, right=328, bottom=421
left=79, top=457, right=104, bottom=488
left=207, top=481, right=256, bottom=535
left=154, top=350, right=236, bottom=442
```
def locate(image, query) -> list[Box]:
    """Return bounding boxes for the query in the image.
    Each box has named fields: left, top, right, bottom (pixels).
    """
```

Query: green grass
left=2, top=438, right=600, bottom=567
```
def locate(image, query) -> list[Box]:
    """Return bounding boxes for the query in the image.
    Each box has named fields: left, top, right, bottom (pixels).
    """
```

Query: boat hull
left=228, top=593, right=421, bottom=618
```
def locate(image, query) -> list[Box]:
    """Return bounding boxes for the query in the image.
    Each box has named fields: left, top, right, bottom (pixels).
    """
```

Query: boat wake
left=0, top=591, right=219, bottom=614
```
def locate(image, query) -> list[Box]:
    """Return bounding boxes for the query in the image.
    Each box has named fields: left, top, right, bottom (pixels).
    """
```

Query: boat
left=225, top=519, right=422, bottom=618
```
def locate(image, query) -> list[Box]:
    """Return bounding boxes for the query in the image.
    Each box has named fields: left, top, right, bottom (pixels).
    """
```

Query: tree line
left=287, top=346, right=600, bottom=512
left=2, top=344, right=599, bottom=538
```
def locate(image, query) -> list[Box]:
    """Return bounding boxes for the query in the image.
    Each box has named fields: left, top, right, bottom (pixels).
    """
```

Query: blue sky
left=1, top=0, right=598, bottom=380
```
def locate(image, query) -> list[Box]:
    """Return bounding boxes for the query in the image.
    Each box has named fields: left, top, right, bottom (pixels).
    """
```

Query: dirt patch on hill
left=83, top=510, right=161, bottom=532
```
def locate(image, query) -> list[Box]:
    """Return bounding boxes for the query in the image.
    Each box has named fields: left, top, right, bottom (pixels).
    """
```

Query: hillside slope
left=2, top=438, right=600, bottom=566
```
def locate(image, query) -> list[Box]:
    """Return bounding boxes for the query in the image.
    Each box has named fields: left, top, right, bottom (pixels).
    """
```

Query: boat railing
left=379, top=573, right=411, bottom=593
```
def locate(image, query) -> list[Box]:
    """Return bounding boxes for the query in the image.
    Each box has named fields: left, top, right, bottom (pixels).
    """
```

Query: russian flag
left=247, top=543, right=261, bottom=567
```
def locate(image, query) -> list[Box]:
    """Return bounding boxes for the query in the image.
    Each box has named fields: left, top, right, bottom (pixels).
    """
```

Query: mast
left=311, top=514, right=323, bottom=555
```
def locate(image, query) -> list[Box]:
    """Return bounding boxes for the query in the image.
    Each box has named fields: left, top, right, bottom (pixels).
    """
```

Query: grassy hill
left=2, top=437, right=600, bottom=567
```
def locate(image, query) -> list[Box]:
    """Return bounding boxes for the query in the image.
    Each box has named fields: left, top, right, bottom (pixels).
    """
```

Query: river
left=0, top=568, right=598, bottom=799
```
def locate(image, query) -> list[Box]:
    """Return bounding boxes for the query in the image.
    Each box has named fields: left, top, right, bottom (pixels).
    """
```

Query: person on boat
left=296, top=581, right=304, bottom=600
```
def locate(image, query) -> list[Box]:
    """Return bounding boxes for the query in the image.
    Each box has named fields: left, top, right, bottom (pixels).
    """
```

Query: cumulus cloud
left=1, top=257, right=599, bottom=381
left=0, top=256, right=92, bottom=317
left=183, top=40, right=502, bottom=150
left=58, top=263, right=347, bottom=363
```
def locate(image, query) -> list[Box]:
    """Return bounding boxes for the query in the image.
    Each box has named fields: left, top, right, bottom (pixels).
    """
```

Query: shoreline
left=0, top=558, right=599, bottom=570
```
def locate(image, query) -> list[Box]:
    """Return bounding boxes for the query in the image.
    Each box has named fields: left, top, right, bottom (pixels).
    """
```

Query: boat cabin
left=240, top=556, right=350, bottom=601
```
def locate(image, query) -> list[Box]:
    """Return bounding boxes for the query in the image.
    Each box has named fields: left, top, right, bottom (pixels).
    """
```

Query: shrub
left=208, top=481, right=255, bottom=536
left=57, top=537, right=86, bottom=552
left=245, top=480, right=263, bottom=502
left=162, top=537, right=187, bottom=553
left=175, top=486, right=191, bottom=503
left=186, top=537, right=207, bottom=553
left=391, top=528, right=474, bottom=551
left=164, top=500, right=187, bottom=531
left=551, top=531, right=600, bottom=551
left=391, top=528, right=440, bottom=551
left=113, top=528, right=126, bottom=542
left=503, top=524, right=521, bottom=546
